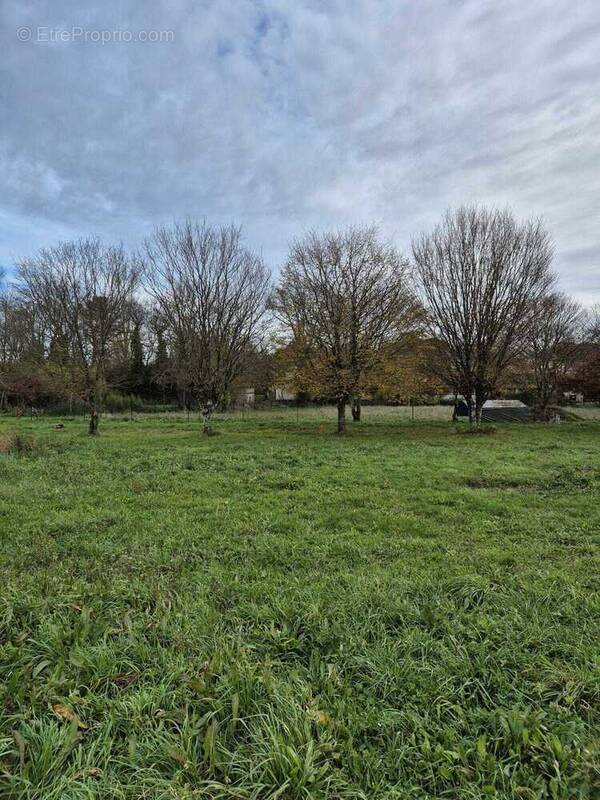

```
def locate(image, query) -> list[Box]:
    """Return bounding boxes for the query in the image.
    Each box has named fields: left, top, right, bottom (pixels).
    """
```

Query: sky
left=1, top=0, right=600, bottom=302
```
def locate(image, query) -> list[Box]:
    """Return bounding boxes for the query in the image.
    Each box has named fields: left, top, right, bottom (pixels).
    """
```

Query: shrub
left=102, top=391, right=146, bottom=413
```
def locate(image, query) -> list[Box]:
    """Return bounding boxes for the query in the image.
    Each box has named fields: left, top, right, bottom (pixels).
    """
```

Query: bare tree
left=413, top=206, right=555, bottom=424
left=0, top=295, right=44, bottom=366
left=272, top=226, right=419, bottom=433
left=147, top=308, right=173, bottom=404
left=17, top=239, right=140, bottom=434
left=142, top=220, right=271, bottom=411
left=106, top=298, right=150, bottom=393
left=526, top=293, right=583, bottom=417
left=587, top=304, right=600, bottom=345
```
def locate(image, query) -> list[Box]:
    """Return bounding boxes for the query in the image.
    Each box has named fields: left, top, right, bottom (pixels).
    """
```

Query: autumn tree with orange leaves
left=271, top=226, right=420, bottom=432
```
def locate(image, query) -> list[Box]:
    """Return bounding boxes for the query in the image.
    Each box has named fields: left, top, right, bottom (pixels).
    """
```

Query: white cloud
left=1, top=0, right=599, bottom=300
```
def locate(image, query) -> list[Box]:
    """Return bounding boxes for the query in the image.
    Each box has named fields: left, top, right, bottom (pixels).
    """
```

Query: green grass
left=562, top=405, right=600, bottom=421
left=0, top=409, right=599, bottom=799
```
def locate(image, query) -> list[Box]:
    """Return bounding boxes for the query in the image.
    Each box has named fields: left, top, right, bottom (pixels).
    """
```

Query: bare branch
left=413, top=206, right=555, bottom=423
left=142, top=219, right=271, bottom=407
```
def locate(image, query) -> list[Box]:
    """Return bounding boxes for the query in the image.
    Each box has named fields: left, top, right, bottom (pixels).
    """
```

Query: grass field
left=1, top=409, right=599, bottom=799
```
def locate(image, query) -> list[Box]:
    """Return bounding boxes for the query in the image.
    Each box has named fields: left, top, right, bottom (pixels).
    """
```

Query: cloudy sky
left=2, top=0, right=600, bottom=301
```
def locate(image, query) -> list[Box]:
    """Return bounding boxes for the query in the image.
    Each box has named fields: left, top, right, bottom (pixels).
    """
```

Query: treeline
left=1, top=207, right=599, bottom=434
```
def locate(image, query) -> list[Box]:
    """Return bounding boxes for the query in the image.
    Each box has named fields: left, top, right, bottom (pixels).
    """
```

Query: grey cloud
left=0, top=0, right=599, bottom=299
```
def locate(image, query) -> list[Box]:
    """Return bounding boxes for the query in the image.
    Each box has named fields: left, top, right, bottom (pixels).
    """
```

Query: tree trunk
left=202, top=400, right=213, bottom=435
left=87, top=383, right=99, bottom=435
left=536, top=382, right=554, bottom=420
left=337, top=397, right=347, bottom=434
left=474, top=393, right=485, bottom=427
left=88, top=404, right=99, bottom=435
left=351, top=396, right=361, bottom=422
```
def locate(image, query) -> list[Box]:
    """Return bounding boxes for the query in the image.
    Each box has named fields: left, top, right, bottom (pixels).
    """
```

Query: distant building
left=235, top=387, right=255, bottom=405
left=563, top=391, right=584, bottom=404
left=440, top=393, right=459, bottom=405
left=273, top=385, right=296, bottom=401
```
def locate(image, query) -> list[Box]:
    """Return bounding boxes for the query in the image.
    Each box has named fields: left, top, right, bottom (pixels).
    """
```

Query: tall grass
left=0, top=411, right=598, bottom=798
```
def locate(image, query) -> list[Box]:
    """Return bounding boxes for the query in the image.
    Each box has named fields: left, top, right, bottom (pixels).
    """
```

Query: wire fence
left=2, top=400, right=599, bottom=424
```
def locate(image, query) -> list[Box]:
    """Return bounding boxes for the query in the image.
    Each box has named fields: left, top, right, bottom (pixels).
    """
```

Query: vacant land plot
left=1, top=410, right=599, bottom=799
